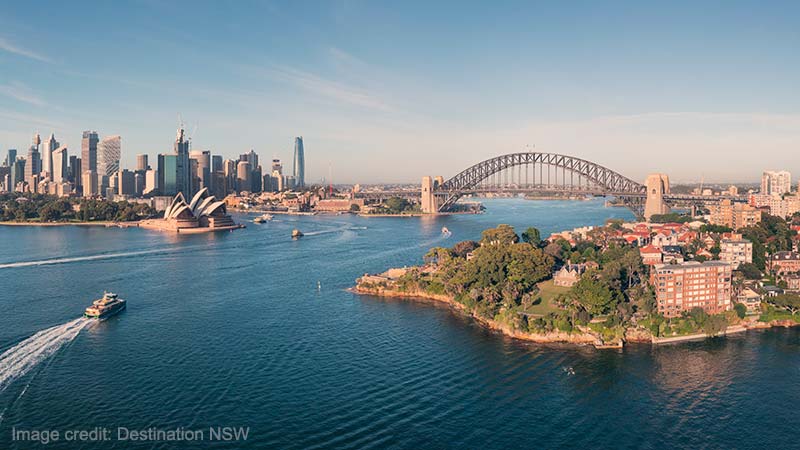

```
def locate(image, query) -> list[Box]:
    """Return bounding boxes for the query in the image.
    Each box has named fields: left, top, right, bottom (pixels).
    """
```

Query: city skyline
left=1, top=2, right=800, bottom=183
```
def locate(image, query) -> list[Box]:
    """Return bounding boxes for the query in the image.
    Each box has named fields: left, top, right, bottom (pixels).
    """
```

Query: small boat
left=441, top=227, right=451, bottom=235
left=84, top=292, right=126, bottom=320
left=292, top=229, right=304, bottom=238
left=253, top=213, right=273, bottom=224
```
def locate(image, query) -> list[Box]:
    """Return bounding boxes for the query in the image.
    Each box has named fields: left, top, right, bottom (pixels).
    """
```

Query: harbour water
left=1, top=198, right=799, bottom=449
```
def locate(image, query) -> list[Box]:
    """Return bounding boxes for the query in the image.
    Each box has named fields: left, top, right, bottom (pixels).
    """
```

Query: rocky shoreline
left=353, top=272, right=800, bottom=349
left=351, top=281, right=609, bottom=348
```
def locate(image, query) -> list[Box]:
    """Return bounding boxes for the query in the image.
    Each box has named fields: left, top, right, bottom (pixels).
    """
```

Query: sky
left=0, top=0, right=799, bottom=184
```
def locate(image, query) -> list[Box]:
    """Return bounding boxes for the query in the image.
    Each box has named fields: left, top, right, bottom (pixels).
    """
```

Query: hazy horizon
left=1, top=1, right=799, bottom=185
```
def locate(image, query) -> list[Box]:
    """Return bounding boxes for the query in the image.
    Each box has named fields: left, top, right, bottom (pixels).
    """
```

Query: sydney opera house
left=139, top=188, right=241, bottom=233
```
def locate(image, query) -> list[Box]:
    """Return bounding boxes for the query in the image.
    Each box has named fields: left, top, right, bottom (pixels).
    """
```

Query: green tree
left=480, top=224, right=519, bottom=246
left=451, top=240, right=479, bottom=258
left=768, top=294, right=800, bottom=314
left=384, top=197, right=410, bottom=214
left=733, top=302, right=747, bottom=319
left=570, top=271, right=618, bottom=316
left=521, top=227, right=541, bottom=246
left=703, top=315, right=728, bottom=336
left=349, top=203, right=360, bottom=213
left=737, top=263, right=762, bottom=280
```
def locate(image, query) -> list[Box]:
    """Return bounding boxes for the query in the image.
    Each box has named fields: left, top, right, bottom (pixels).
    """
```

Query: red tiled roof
left=639, top=244, right=662, bottom=254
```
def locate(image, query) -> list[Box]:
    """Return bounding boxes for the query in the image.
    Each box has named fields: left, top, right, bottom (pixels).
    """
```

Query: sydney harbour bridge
left=357, top=152, right=747, bottom=220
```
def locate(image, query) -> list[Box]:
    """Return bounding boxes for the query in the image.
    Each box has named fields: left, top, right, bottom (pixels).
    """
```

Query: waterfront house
left=639, top=245, right=663, bottom=265
left=737, top=288, right=762, bottom=312
left=553, top=263, right=589, bottom=287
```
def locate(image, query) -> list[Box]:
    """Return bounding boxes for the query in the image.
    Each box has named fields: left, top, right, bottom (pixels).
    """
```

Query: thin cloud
left=0, top=109, right=64, bottom=129
left=0, top=82, right=46, bottom=107
left=0, top=37, right=52, bottom=63
left=258, top=64, right=393, bottom=112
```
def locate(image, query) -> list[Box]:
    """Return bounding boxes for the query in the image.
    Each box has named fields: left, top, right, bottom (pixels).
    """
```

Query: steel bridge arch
left=436, top=152, right=647, bottom=214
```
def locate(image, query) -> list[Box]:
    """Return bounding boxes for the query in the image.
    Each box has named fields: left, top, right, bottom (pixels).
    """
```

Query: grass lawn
left=524, top=280, right=570, bottom=316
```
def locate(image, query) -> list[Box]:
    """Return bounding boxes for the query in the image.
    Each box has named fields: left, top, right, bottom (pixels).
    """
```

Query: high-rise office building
left=11, top=158, right=25, bottom=189
left=293, top=137, right=305, bottom=188
left=144, top=169, right=158, bottom=195
left=118, top=169, right=136, bottom=196
left=97, top=135, right=121, bottom=178
left=41, top=133, right=58, bottom=177
left=761, top=170, right=791, bottom=196
left=81, top=131, right=99, bottom=173
left=25, top=142, right=41, bottom=187
left=5, top=149, right=17, bottom=167
left=212, top=155, right=223, bottom=173
left=134, top=172, right=144, bottom=196
left=244, top=149, right=258, bottom=170
left=82, top=170, right=98, bottom=197
left=236, top=161, right=251, bottom=193
left=52, top=146, right=68, bottom=183
left=251, top=165, right=262, bottom=193
left=190, top=150, right=211, bottom=191
left=136, top=154, right=149, bottom=171
left=158, top=154, right=178, bottom=196
left=174, top=126, right=191, bottom=198
left=69, top=156, right=81, bottom=186
left=223, top=159, right=237, bottom=194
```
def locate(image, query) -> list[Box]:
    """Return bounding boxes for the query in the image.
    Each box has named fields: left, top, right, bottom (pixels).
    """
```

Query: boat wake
left=302, top=225, right=352, bottom=237
left=0, top=249, right=173, bottom=269
left=0, top=318, right=93, bottom=393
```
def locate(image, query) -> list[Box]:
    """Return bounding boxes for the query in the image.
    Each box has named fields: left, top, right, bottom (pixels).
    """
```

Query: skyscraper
left=97, top=135, right=121, bottom=178
left=5, top=149, right=17, bottom=167
left=81, top=131, right=99, bottom=173
left=236, top=161, right=251, bottom=193
left=69, top=156, right=81, bottom=186
left=118, top=169, right=135, bottom=196
left=190, top=150, right=211, bottom=191
left=240, top=149, right=258, bottom=169
left=212, top=155, right=223, bottom=173
left=174, top=126, right=191, bottom=198
left=158, top=154, right=178, bottom=196
left=41, top=133, right=58, bottom=177
left=82, top=170, right=98, bottom=197
left=52, top=146, right=68, bottom=183
left=136, top=154, right=149, bottom=171
left=24, top=137, right=41, bottom=187
left=293, top=137, right=305, bottom=188
left=223, top=159, right=237, bottom=195
left=145, top=168, right=158, bottom=195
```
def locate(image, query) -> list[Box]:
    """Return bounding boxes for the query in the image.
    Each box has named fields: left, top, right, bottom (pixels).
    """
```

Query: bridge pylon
left=643, top=173, right=671, bottom=221
left=421, top=176, right=443, bottom=213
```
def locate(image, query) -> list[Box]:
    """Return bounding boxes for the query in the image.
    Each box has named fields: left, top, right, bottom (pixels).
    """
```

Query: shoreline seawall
left=0, top=221, right=139, bottom=227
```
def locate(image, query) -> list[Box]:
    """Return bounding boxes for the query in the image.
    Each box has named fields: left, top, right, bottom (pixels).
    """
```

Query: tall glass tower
left=97, top=135, right=121, bottom=178
left=81, top=131, right=99, bottom=173
left=174, top=126, right=191, bottom=197
left=293, top=136, right=305, bottom=188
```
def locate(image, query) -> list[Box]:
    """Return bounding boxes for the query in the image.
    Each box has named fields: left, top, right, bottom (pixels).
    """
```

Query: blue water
left=0, top=198, right=798, bottom=449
